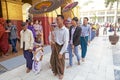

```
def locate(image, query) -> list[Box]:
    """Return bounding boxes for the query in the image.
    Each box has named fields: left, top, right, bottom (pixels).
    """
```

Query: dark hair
left=84, top=17, right=89, bottom=21
left=28, top=21, right=33, bottom=25
left=21, top=22, right=27, bottom=27
left=6, top=19, right=11, bottom=24
left=57, top=15, right=64, bottom=20
left=72, top=17, right=78, bottom=22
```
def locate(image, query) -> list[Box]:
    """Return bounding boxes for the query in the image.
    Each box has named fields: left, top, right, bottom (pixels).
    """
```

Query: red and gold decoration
left=29, top=0, right=64, bottom=14
left=62, top=1, right=78, bottom=16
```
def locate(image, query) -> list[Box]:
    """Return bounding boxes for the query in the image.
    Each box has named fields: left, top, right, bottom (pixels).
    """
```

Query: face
left=22, top=24, right=28, bottom=30
left=56, top=16, right=63, bottom=26
left=35, top=20, right=39, bottom=24
left=71, top=20, right=77, bottom=26
left=30, top=22, right=33, bottom=25
left=66, top=23, right=71, bottom=27
left=83, top=19, right=88, bottom=25
left=39, top=21, right=42, bottom=25
left=8, top=22, right=12, bottom=27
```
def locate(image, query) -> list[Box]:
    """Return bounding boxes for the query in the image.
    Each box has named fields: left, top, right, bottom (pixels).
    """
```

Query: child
left=32, top=35, right=43, bottom=74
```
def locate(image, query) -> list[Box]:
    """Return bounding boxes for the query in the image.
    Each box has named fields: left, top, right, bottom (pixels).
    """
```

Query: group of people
left=48, top=15, right=91, bottom=80
left=0, top=14, right=97, bottom=80
left=0, top=19, right=44, bottom=58
left=18, top=15, right=92, bottom=80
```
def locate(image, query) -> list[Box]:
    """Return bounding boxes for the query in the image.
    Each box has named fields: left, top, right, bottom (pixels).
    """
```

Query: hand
left=40, top=58, right=42, bottom=61
left=28, top=49, right=32, bottom=52
left=5, top=30, right=10, bottom=32
left=72, top=45, right=74, bottom=49
left=17, top=36, right=20, bottom=39
left=50, top=41, right=55, bottom=45
left=88, top=41, right=90, bottom=45
left=58, top=54, right=62, bottom=59
left=35, top=60, right=39, bottom=63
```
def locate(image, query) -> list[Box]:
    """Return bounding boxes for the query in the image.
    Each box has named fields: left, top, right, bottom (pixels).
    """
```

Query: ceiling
left=22, top=0, right=32, bottom=4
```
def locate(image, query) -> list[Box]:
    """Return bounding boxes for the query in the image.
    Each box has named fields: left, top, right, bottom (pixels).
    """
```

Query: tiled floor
left=0, top=64, right=7, bottom=75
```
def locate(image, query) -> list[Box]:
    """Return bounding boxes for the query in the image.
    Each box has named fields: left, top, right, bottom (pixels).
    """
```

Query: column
left=104, top=10, right=107, bottom=23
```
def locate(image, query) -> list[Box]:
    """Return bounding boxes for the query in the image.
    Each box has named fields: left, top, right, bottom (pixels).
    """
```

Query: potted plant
left=109, top=24, right=119, bottom=45
left=106, top=0, right=119, bottom=45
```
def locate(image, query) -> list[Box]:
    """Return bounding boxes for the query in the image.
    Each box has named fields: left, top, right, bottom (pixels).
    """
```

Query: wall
left=1, top=0, right=23, bottom=36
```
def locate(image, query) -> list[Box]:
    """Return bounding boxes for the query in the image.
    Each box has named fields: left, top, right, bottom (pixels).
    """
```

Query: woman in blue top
left=80, top=17, right=90, bottom=62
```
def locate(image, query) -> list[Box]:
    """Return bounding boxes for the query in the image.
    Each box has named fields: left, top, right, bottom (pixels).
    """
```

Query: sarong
left=51, top=43, right=65, bottom=75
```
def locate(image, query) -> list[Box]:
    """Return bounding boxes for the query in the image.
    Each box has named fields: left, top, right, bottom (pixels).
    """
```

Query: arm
left=29, top=31, right=34, bottom=50
left=35, top=47, right=43, bottom=54
left=88, top=26, right=91, bottom=42
left=40, top=55, right=43, bottom=61
left=20, top=31, right=23, bottom=49
left=35, top=47, right=43, bottom=61
left=15, top=26, right=19, bottom=39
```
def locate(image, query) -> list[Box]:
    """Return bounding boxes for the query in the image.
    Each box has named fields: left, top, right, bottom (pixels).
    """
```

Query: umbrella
left=29, top=0, right=64, bottom=14
left=62, top=2, right=78, bottom=16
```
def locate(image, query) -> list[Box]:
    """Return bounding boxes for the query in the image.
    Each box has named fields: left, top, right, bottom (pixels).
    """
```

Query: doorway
left=22, top=3, right=32, bottom=21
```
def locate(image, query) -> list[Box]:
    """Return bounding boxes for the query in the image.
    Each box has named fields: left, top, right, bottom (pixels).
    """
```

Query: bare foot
left=82, top=58, right=85, bottom=62
left=78, top=61, right=80, bottom=65
left=5, top=54, right=9, bottom=56
left=53, top=73, right=57, bottom=76
left=26, top=68, right=31, bottom=73
left=59, top=75, right=63, bottom=80
left=2, top=55, right=7, bottom=58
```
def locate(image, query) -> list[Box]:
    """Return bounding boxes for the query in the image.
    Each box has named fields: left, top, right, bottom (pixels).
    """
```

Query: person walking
left=50, top=15, right=69, bottom=80
left=20, top=22, right=34, bottom=73
left=67, top=17, right=81, bottom=68
left=80, top=17, right=91, bottom=62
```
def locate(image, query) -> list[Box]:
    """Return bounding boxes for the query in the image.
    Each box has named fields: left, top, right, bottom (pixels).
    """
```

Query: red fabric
left=0, top=24, right=5, bottom=39
left=0, top=18, right=5, bottom=39
left=0, top=18, right=9, bottom=54
left=0, top=32, right=9, bottom=54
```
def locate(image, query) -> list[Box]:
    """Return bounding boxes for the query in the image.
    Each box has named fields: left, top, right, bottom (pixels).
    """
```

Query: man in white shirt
left=20, top=22, right=34, bottom=73
left=51, top=15, right=69, bottom=80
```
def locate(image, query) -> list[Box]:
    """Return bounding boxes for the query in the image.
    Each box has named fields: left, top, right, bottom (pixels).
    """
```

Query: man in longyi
left=51, top=15, right=69, bottom=80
